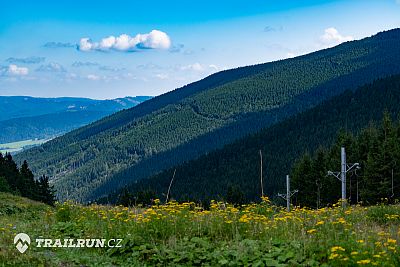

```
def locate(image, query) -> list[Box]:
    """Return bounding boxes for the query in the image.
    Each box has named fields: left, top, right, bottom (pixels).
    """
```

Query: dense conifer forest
left=291, top=113, right=400, bottom=208
left=0, top=154, right=55, bottom=205
left=108, top=74, right=400, bottom=205
left=16, top=29, right=400, bottom=202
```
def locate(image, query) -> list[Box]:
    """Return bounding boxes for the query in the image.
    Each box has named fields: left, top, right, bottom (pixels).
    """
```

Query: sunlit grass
left=0, top=193, right=399, bottom=266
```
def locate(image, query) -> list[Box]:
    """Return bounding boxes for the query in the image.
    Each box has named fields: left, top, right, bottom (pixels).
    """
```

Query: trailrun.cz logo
left=14, top=233, right=122, bottom=253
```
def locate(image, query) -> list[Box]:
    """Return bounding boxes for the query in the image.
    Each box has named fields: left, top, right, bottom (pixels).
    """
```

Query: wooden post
left=260, top=150, right=264, bottom=197
left=165, top=169, right=176, bottom=203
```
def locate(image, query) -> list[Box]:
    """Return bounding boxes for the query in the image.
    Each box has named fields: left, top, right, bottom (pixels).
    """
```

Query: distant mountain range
left=15, top=28, right=400, bottom=202
left=0, top=96, right=152, bottom=143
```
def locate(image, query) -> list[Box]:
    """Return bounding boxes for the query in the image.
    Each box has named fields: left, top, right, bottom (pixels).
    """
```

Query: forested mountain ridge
left=0, top=111, right=108, bottom=144
left=0, top=96, right=151, bottom=143
left=109, top=74, right=400, bottom=204
left=16, top=29, right=400, bottom=202
left=0, top=96, right=150, bottom=121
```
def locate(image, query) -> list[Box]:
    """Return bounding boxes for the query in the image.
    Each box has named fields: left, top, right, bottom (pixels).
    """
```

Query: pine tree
left=0, top=176, right=11, bottom=193
left=117, top=188, right=133, bottom=206
left=37, top=175, right=56, bottom=206
left=226, top=185, right=245, bottom=206
left=292, top=153, right=315, bottom=207
left=19, top=160, right=37, bottom=199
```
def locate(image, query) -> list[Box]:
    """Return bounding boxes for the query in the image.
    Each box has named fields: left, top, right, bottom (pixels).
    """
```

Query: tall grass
left=0, top=194, right=399, bottom=266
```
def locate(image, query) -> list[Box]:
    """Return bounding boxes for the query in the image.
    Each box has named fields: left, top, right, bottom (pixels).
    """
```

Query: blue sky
left=0, top=0, right=399, bottom=99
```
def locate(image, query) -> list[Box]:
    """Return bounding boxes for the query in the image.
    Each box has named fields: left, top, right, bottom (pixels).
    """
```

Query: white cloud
left=78, top=30, right=171, bottom=52
left=7, top=64, right=29, bottom=76
left=320, top=27, right=353, bottom=45
left=78, top=38, right=94, bottom=52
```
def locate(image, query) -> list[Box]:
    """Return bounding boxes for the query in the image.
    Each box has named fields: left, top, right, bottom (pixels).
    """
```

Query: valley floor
left=0, top=193, right=399, bottom=266
left=0, top=139, right=50, bottom=154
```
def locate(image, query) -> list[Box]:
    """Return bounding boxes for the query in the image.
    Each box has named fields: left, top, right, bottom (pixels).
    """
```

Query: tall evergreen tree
left=37, top=175, right=56, bottom=206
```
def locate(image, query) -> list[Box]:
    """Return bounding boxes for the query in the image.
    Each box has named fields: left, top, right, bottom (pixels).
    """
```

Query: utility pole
left=356, top=175, right=359, bottom=204
left=341, top=147, right=346, bottom=203
left=391, top=168, right=394, bottom=198
left=260, top=150, right=264, bottom=197
left=327, top=147, right=360, bottom=207
left=278, top=175, right=298, bottom=211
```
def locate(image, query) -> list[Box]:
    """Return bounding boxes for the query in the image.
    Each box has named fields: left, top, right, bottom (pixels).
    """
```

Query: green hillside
left=16, top=29, right=400, bottom=202
left=112, top=74, right=400, bottom=204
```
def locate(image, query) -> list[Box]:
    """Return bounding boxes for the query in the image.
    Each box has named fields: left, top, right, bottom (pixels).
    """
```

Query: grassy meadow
left=0, top=193, right=399, bottom=266
left=0, top=139, right=49, bottom=154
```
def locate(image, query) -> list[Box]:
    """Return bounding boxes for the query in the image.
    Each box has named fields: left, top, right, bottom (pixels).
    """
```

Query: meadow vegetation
left=0, top=193, right=399, bottom=266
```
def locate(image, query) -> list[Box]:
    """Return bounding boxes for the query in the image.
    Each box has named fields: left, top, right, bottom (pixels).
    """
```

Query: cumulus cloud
left=320, top=27, right=353, bottom=45
left=36, top=62, right=66, bottom=72
left=78, top=30, right=171, bottom=52
left=6, top=56, right=45, bottom=64
left=44, top=42, right=75, bottom=48
left=0, top=64, right=29, bottom=76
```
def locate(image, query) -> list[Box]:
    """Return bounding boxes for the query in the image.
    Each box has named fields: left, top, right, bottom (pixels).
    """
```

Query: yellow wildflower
left=331, top=246, right=345, bottom=252
left=357, top=259, right=371, bottom=265
left=307, top=229, right=317, bottom=234
left=329, top=253, right=339, bottom=259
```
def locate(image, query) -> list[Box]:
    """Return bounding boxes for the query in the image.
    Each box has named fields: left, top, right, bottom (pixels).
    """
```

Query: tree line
left=0, top=153, right=56, bottom=205
left=291, top=112, right=399, bottom=208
